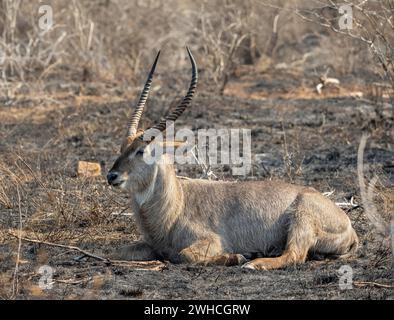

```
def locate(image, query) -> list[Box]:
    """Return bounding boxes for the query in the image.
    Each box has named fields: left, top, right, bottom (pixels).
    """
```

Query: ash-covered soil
left=0, top=71, right=393, bottom=299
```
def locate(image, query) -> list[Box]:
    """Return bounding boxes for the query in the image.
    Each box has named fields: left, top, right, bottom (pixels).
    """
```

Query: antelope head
left=107, top=48, right=198, bottom=191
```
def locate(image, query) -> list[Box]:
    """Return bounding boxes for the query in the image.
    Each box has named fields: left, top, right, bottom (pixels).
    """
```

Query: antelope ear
left=121, top=130, right=145, bottom=153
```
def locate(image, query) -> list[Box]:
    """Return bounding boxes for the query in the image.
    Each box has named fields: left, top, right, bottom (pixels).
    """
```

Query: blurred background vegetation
left=0, top=0, right=392, bottom=96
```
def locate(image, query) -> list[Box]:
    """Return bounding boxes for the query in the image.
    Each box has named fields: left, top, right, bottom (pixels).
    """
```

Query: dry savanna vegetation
left=0, top=0, right=393, bottom=299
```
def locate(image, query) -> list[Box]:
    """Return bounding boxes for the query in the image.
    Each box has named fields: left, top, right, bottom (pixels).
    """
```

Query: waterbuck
left=107, top=48, right=358, bottom=270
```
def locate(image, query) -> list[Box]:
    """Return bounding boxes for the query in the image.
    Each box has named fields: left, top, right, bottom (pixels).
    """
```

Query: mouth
left=110, top=180, right=126, bottom=188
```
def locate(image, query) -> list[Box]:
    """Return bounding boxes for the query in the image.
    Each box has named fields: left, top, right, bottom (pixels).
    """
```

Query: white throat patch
left=134, top=165, right=158, bottom=206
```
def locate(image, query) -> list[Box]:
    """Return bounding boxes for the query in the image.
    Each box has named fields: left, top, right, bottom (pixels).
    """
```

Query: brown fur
left=108, top=136, right=359, bottom=270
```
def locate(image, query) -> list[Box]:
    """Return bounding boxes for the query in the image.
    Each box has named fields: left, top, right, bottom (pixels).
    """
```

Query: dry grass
left=0, top=83, right=392, bottom=298
left=357, top=135, right=393, bottom=268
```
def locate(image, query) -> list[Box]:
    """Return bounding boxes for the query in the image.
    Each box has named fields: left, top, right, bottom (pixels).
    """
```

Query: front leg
left=179, top=239, right=246, bottom=266
left=114, top=240, right=157, bottom=261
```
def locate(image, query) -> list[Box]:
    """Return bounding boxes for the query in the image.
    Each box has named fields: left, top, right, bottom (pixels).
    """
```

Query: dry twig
left=354, top=281, right=394, bottom=289
left=8, top=231, right=166, bottom=271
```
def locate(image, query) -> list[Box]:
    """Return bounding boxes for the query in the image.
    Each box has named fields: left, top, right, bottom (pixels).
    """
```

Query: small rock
left=77, top=161, right=101, bottom=177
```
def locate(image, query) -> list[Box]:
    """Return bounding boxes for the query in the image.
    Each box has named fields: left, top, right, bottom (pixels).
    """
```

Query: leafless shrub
left=192, top=1, right=282, bottom=94
left=0, top=1, right=68, bottom=84
left=0, top=0, right=198, bottom=89
left=1, top=0, right=390, bottom=96
left=292, top=0, right=394, bottom=88
left=193, top=1, right=250, bottom=94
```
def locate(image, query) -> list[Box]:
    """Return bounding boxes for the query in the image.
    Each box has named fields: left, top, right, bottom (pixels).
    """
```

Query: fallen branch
left=316, top=69, right=341, bottom=95
left=8, top=231, right=166, bottom=271
left=335, top=196, right=359, bottom=209
left=316, top=77, right=341, bottom=95
left=109, top=259, right=166, bottom=271
left=55, top=277, right=92, bottom=285
left=354, top=281, right=394, bottom=289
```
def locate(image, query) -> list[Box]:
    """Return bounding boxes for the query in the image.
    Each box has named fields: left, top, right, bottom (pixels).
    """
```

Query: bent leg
left=179, top=239, right=246, bottom=266
left=243, top=195, right=317, bottom=270
left=114, top=240, right=157, bottom=261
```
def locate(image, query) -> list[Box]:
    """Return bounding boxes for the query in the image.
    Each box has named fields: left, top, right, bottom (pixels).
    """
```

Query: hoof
left=236, top=254, right=248, bottom=265
left=241, top=262, right=257, bottom=270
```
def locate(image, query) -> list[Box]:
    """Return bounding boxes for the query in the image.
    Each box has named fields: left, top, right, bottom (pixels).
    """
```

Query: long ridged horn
left=127, top=51, right=160, bottom=137
left=150, top=46, right=197, bottom=132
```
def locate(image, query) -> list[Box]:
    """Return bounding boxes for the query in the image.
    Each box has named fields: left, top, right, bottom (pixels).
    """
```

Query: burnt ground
left=0, top=70, right=393, bottom=299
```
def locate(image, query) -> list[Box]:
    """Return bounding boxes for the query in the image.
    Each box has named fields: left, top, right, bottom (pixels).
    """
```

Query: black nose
left=107, top=172, right=118, bottom=184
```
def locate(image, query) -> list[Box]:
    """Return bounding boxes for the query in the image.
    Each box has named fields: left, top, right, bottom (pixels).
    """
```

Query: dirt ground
left=0, top=68, right=393, bottom=299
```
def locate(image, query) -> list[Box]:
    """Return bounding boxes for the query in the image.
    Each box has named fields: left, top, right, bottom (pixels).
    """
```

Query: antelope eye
left=136, top=149, right=144, bottom=156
